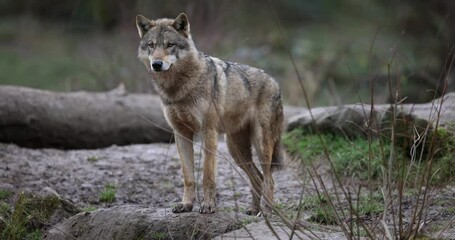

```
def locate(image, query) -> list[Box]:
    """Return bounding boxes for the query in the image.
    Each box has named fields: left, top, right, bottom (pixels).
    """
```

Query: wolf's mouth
left=151, top=60, right=172, bottom=72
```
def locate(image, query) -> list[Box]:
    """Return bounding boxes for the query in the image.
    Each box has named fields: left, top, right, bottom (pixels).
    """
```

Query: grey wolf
left=135, top=13, right=284, bottom=215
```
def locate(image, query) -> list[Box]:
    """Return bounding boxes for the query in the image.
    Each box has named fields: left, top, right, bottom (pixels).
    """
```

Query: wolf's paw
left=243, top=208, right=260, bottom=216
left=199, top=202, right=216, bottom=214
left=172, top=203, right=193, bottom=213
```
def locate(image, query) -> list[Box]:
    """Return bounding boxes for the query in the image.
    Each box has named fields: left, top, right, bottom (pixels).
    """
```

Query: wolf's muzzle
left=152, top=60, right=164, bottom=71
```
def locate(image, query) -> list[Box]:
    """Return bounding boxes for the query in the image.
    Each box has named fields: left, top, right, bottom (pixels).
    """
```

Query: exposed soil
left=0, top=142, right=305, bottom=212
left=0, top=142, right=454, bottom=239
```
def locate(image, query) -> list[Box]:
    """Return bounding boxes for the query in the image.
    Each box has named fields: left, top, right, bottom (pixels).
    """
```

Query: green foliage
left=301, top=191, right=384, bottom=225
left=150, top=231, right=166, bottom=240
left=82, top=205, right=97, bottom=212
left=356, top=193, right=383, bottom=216
left=0, top=192, right=60, bottom=240
left=25, top=229, right=42, bottom=240
left=309, top=207, right=338, bottom=225
left=240, top=217, right=257, bottom=226
left=279, top=189, right=383, bottom=226
left=87, top=156, right=99, bottom=162
left=283, top=129, right=325, bottom=159
left=300, top=195, right=338, bottom=225
left=99, top=184, right=116, bottom=203
left=283, top=126, right=454, bottom=237
left=283, top=129, right=384, bottom=180
left=0, top=202, right=10, bottom=216
left=430, top=127, right=455, bottom=183
left=0, top=46, right=97, bottom=91
left=432, top=153, right=455, bottom=184
left=0, top=190, right=13, bottom=201
left=0, top=18, right=148, bottom=93
left=283, top=127, right=455, bottom=184
left=300, top=194, right=329, bottom=210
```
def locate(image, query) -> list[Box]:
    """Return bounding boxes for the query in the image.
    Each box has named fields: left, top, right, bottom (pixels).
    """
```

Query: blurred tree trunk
left=0, top=85, right=172, bottom=149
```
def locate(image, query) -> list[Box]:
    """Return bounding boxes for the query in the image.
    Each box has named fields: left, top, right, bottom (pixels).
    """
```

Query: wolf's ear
left=136, top=14, right=154, bottom=38
left=172, top=13, right=190, bottom=37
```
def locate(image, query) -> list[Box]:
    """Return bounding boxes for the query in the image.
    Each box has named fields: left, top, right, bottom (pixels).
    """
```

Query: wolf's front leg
left=200, top=128, right=218, bottom=214
left=173, top=131, right=195, bottom=213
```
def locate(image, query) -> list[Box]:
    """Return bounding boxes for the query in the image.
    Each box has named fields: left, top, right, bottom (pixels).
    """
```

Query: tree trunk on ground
left=0, top=85, right=173, bottom=149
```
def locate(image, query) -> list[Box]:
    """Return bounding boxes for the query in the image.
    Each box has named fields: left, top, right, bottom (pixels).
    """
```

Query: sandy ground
left=0, top=142, right=305, bottom=212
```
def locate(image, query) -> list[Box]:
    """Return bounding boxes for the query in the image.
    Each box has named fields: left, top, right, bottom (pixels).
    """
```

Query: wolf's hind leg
left=173, top=131, right=195, bottom=213
left=226, top=127, right=263, bottom=215
left=253, top=126, right=275, bottom=215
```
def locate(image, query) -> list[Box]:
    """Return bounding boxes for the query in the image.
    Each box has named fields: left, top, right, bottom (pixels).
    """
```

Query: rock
left=38, top=187, right=82, bottom=226
left=215, top=220, right=346, bottom=240
left=44, top=205, right=256, bottom=240
left=0, top=188, right=81, bottom=234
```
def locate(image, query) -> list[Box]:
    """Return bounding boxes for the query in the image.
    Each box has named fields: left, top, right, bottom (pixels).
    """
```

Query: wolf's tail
left=271, top=139, right=285, bottom=172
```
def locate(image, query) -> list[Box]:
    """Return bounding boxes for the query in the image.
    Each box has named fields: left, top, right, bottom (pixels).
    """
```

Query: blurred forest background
left=1, top=0, right=455, bottom=106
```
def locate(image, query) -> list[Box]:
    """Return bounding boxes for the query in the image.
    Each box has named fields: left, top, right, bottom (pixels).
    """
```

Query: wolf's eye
left=167, top=43, right=175, bottom=48
left=148, top=42, right=155, bottom=48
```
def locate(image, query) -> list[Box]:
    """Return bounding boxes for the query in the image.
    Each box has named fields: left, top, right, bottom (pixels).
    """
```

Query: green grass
left=301, top=195, right=338, bottom=225
left=356, top=193, right=383, bottom=216
left=87, top=156, right=99, bottom=162
left=445, top=206, right=455, bottom=215
left=0, top=17, right=149, bottom=93
left=283, top=125, right=454, bottom=237
left=0, top=191, right=60, bottom=240
left=82, top=205, right=98, bottom=212
left=283, top=129, right=385, bottom=180
left=283, top=128, right=455, bottom=184
left=0, top=47, right=97, bottom=91
left=99, top=184, right=116, bottom=203
left=0, top=190, right=13, bottom=200
left=0, top=202, right=10, bottom=216
left=273, top=195, right=341, bottom=225
left=308, top=206, right=338, bottom=225
left=240, top=217, right=258, bottom=226
left=281, top=126, right=455, bottom=236
left=431, top=126, right=455, bottom=183
left=24, top=229, right=42, bottom=240
left=150, top=231, right=166, bottom=240
left=275, top=191, right=383, bottom=226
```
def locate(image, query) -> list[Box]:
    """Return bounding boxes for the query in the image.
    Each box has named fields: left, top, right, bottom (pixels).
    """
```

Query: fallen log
left=0, top=85, right=173, bottom=149
left=287, top=92, right=455, bottom=136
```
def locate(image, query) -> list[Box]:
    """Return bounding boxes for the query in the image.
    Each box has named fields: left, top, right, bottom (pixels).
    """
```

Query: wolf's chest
left=163, top=103, right=205, bottom=133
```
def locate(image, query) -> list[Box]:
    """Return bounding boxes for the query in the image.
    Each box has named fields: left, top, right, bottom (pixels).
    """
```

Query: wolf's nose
left=152, top=60, right=163, bottom=71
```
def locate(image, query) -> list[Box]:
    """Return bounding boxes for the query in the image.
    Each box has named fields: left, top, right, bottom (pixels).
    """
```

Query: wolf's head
left=136, top=13, right=196, bottom=72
